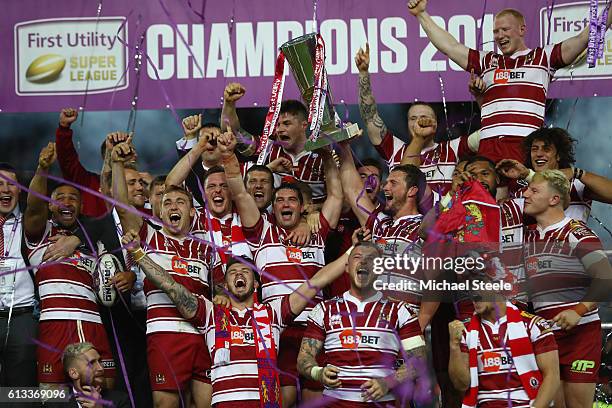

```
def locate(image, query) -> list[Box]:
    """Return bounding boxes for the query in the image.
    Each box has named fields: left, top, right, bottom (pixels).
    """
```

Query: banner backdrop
left=2, top=0, right=611, bottom=112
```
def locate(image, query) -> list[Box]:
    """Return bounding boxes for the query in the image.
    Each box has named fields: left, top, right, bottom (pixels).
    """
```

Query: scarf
left=462, top=302, right=542, bottom=408
left=213, top=303, right=282, bottom=408
left=209, top=213, right=252, bottom=267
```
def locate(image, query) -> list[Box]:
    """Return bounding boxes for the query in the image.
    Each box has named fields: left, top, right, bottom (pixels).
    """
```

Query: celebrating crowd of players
left=2, top=1, right=612, bottom=407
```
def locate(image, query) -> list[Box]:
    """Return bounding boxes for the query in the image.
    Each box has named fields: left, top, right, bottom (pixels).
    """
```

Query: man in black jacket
left=45, top=342, right=130, bottom=408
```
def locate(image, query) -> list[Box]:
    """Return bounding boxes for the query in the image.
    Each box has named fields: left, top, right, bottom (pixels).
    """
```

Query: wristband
left=131, top=248, right=146, bottom=263
left=311, top=366, right=323, bottom=382
left=346, top=245, right=355, bottom=256
left=525, top=169, right=536, bottom=183
left=574, top=303, right=588, bottom=317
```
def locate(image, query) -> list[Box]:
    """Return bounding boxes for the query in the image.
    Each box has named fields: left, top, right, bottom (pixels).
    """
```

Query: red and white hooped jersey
left=367, top=212, right=423, bottom=306
left=467, top=45, right=566, bottom=144
left=499, top=198, right=526, bottom=300
left=515, top=178, right=592, bottom=223
left=524, top=217, right=605, bottom=327
left=375, top=132, right=472, bottom=199
left=257, top=144, right=326, bottom=204
left=189, top=295, right=294, bottom=406
left=191, top=209, right=252, bottom=286
left=140, top=223, right=213, bottom=335
left=243, top=213, right=330, bottom=324
left=459, top=311, right=557, bottom=407
left=27, top=222, right=100, bottom=323
left=305, top=291, right=423, bottom=403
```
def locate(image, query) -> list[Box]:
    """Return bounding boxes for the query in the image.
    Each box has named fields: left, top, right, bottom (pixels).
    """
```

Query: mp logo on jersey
left=494, top=69, right=526, bottom=84
left=339, top=329, right=379, bottom=349
left=480, top=351, right=513, bottom=373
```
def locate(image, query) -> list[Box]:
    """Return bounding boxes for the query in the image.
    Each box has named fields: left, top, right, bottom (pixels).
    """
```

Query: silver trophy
left=280, top=33, right=359, bottom=151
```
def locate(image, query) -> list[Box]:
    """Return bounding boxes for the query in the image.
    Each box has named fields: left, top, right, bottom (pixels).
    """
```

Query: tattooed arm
left=297, top=337, right=324, bottom=379
left=355, top=44, right=388, bottom=146
left=121, top=230, right=198, bottom=320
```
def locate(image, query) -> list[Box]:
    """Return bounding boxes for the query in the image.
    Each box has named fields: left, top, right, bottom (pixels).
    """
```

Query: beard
left=232, top=286, right=255, bottom=303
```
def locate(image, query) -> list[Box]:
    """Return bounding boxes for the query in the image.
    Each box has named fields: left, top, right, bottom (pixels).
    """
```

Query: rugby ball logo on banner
left=14, top=17, right=128, bottom=95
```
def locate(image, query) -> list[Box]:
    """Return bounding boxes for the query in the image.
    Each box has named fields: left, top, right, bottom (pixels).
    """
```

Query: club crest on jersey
left=155, top=373, right=166, bottom=384
left=42, top=363, right=53, bottom=373
left=490, top=55, right=499, bottom=68
left=286, top=247, right=302, bottom=263
left=171, top=255, right=188, bottom=274
left=330, top=314, right=342, bottom=328
left=494, top=69, right=526, bottom=84
left=481, top=351, right=513, bottom=373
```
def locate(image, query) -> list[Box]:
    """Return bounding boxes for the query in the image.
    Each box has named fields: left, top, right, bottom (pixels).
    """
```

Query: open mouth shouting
left=211, top=195, right=225, bottom=209
left=280, top=209, right=293, bottom=222
left=0, top=194, right=14, bottom=209
left=57, top=206, right=76, bottom=222
left=168, top=212, right=182, bottom=228
left=234, top=275, right=247, bottom=290
left=356, top=266, right=370, bottom=280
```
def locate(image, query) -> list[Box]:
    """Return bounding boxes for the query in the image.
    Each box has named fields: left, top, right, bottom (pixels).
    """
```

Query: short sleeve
left=270, top=295, right=297, bottom=329
left=187, top=295, right=211, bottom=332
left=546, top=43, right=566, bottom=70
left=374, top=130, right=406, bottom=169
left=304, top=302, right=326, bottom=342
left=318, top=212, right=331, bottom=240
left=529, top=317, right=558, bottom=355
left=397, top=303, right=425, bottom=350
left=466, top=49, right=484, bottom=75
left=242, top=215, right=266, bottom=245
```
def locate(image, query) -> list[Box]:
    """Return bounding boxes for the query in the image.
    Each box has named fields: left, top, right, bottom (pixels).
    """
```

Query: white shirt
left=0, top=207, right=36, bottom=309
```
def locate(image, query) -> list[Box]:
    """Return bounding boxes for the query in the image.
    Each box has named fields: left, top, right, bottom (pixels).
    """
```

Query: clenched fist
left=407, top=0, right=427, bottom=16
left=449, top=320, right=466, bottom=347
left=355, top=43, right=370, bottom=73
left=59, top=108, right=78, bottom=128
left=38, top=142, right=57, bottom=169
left=182, top=114, right=202, bottom=140
left=224, top=82, right=246, bottom=104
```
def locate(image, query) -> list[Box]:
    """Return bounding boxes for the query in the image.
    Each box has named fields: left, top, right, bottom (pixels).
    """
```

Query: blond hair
left=62, top=342, right=95, bottom=373
left=533, top=170, right=570, bottom=208
left=495, top=9, right=526, bottom=25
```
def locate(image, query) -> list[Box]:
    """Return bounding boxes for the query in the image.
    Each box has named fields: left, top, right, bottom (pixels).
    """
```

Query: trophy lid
left=279, top=32, right=318, bottom=53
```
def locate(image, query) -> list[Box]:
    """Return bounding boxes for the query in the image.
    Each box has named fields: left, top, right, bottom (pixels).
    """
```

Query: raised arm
left=533, top=350, right=560, bottom=408
left=166, top=114, right=204, bottom=189
left=400, top=117, right=436, bottom=166
left=111, top=139, right=142, bottom=233
left=289, top=250, right=349, bottom=315
left=339, top=142, right=377, bottom=226
left=560, top=10, right=612, bottom=66
left=407, top=0, right=470, bottom=70
left=218, top=131, right=260, bottom=228
left=356, top=44, right=389, bottom=146
left=319, top=148, right=343, bottom=229
left=122, top=230, right=198, bottom=319
left=221, top=83, right=257, bottom=157
left=447, top=320, right=470, bottom=392
left=560, top=168, right=612, bottom=204
left=24, top=143, right=56, bottom=240
left=100, top=132, right=131, bottom=201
